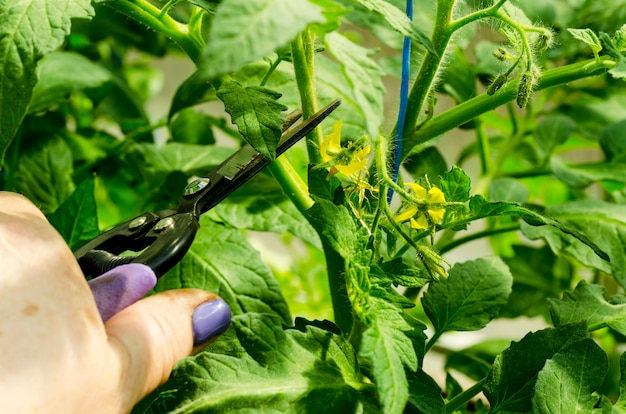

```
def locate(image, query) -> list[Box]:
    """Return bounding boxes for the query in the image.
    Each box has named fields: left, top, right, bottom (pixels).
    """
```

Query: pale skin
left=0, top=192, right=220, bottom=413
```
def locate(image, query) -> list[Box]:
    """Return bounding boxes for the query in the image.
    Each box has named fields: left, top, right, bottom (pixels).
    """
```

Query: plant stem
left=437, top=223, right=520, bottom=254
left=291, top=29, right=323, bottom=164
left=445, top=378, right=487, bottom=414
left=401, top=58, right=611, bottom=161
left=106, top=0, right=204, bottom=63
left=425, top=329, right=443, bottom=354
left=268, top=158, right=314, bottom=212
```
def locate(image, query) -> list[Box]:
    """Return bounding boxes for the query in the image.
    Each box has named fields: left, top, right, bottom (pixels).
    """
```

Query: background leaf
left=29, top=51, right=111, bottom=114
left=48, top=176, right=98, bottom=251
left=484, top=322, right=589, bottom=413
left=0, top=0, right=94, bottom=165
left=520, top=200, right=626, bottom=289
left=217, top=80, right=286, bottom=160
left=135, top=313, right=373, bottom=413
left=422, top=257, right=513, bottom=333
left=324, top=32, right=385, bottom=138
left=200, top=0, right=325, bottom=78
left=532, top=338, right=608, bottom=413
left=155, top=218, right=291, bottom=323
left=533, top=115, right=576, bottom=158
left=549, top=281, right=626, bottom=335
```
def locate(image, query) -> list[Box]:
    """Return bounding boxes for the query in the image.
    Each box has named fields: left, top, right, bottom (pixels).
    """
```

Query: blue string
left=388, top=0, right=412, bottom=203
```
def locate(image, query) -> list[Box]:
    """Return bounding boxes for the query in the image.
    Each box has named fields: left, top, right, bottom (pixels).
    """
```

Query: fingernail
left=192, top=298, right=232, bottom=345
left=88, top=264, right=157, bottom=322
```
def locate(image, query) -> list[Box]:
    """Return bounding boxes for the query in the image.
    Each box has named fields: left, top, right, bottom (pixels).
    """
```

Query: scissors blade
left=178, top=99, right=341, bottom=215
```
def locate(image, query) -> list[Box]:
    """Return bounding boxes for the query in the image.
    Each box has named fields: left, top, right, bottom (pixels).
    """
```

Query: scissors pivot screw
left=128, top=216, right=148, bottom=231
left=184, top=178, right=211, bottom=197
left=154, top=217, right=174, bottom=233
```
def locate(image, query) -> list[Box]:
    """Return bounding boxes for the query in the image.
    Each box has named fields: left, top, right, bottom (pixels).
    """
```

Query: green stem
left=476, top=119, right=493, bottom=175
left=445, top=378, right=487, bottom=414
left=400, top=1, right=455, bottom=142
left=291, top=29, right=323, bottom=164
left=425, top=329, right=443, bottom=354
left=260, top=57, right=282, bottom=87
left=268, top=158, right=314, bottom=212
left=106, top=0, right=204, bottom=63
left=401, top=58, right=611, bottom=161
left=437, top=223, right=520, bottom=254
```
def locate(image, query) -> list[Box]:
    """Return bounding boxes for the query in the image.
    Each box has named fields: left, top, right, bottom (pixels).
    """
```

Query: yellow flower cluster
left=320, top=121, right=370, bottom=179
left=395, top=183, right=446, bottom=229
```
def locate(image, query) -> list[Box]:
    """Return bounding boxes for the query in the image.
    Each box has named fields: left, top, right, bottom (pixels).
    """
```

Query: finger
left=88, top=264, right=157, bottom=322
left=104, top=290, right=231, bottom=407
left=0, top=192, right=47, bottom=221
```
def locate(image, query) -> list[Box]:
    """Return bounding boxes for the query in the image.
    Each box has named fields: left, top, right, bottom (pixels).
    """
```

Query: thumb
left=104, top=289, right=231, bottom=408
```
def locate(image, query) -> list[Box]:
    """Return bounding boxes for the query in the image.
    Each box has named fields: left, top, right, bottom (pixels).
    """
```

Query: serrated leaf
left=0, top=0, right=94, bottom=166
left=217, top=80, right=286, bottom=160
left=170, top=108, right=216, bottom=145
left=155, top=218, right=291, bottom=323
left=208, top=175, right=321, bottom=248
left=440, top=166, right=471, bottom=203
left=520, top=200, right=626, bottom=289
left=308, top=196, right=357, bottom=258
left=168, top=69, right=217, bottom=119
left=29, top=51, right=111, bottom=114
left=324, top=32, right=385, bottom=138
left=534, top=115, right=576, bottom=158
left=48, top=176, right=98, bottom=251
left=406, top=369, right=445, bottom=414
left=532, top=338, right=608, bottom=414
left=609, top=59, right=626, bottom=80
left=422, top=257, right=513, bottom=332
left=135, top=313, right=372, bottom=413
left=14, top=134, right=75, bottom=215
left=568, top=28, right=603, bottom=53
left=200, top=0, right=325, bottom=79
left=352, top=0, right=435, bottom=54
left=484, top=322, right=589, bottom=413
left=549, top=281, right=626, bottom=335
left=372, top=257, right=430, bottom=288
left=360, top=301, right=424, bottom=414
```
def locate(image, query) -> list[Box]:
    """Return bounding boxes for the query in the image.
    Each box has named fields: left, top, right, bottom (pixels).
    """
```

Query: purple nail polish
left=88, top=264, right=157, bottom=322
left=192, top=298, right=232, bottom=345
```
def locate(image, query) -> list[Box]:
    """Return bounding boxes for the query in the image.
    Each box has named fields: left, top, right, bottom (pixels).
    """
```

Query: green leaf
left=155, top=218, right=291, bottom=323
left=14, top=134, right=75, bottom=215
left=168, top=69, right=217, bottom=119
left=361, top=301, right=424, bottom=414
left=406, top=369, right=445, bottom=414
left=551, top=156, right=626, bottom=188
left=216, top=80, right=286, bottom=160
left=208, top=175, right=321, bottom=248
left=609, top=59, right=626, bottom=80
left=534, top=115, right=576, bottom=158
left=615, top=352, right=626, bottom=411
left=308, top=197, right=357, bottom=258
left=48, top=176, right=98, bottom=251
left=136, top=313, right=373, bottom=413
left=352, top=0, right=435, bottom=54
left=549, top=281, right=626, bottom=335
left=324, top=32, right=385, bottom=138
left=439, top=166, right=471, bottom=203
left=501, top=245, right=571, bottom=319
left=600, top=120, right=626, bottom=162
left=29, top=51, right=111, bottom=114
left=567, top=28, right=603, bottom=54
left=489, top=178, right=529, bottom=204
left=170, top=108, right=216, bottom=145
left=0, top=0, right=94, bottom=166
left=200, top=0, right=325, bottom=79
left=403, top=146, right=448, bottom=187
left=484, top=322, right=589, bottom=413
left=422, top=257, right=513, bottom=332
left=372, top=258, right=430, bottom=288
left=532, top=338, right=608, bottom=413
left=520, top=200, right=626, bottom=289
left=446, top=339, right=510, bottom=381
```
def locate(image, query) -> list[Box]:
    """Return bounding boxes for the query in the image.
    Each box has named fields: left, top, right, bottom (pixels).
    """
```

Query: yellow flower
left=320, top=120, right=371, bottom=179
left=395, top=183, right=446, bottom=229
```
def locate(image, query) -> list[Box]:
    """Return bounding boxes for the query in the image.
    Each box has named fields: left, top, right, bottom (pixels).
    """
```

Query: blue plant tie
left=388, top=0, right=413, bottom=203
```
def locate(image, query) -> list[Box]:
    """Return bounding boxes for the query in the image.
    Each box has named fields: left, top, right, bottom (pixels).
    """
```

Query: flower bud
left=487, top=73, right=508, bottom=95
left=516, top=70, right=535, bottom=109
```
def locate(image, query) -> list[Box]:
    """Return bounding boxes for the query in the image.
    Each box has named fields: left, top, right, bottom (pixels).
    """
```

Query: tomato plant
left=3, top=0, right=626, bottom=412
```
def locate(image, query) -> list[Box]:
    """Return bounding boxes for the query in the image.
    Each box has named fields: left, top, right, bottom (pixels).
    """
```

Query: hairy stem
left=106, top=0, right=204, bottom=62
left=268, top=159, right=314, bottom=212
left=291, top=29, right=323, bottom=164
left=401, top=58, right=611, bottom=160
left=445, top=378, right=487, bottom=414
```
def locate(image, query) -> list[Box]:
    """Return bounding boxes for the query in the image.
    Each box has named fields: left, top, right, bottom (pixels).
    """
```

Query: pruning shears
left=75, top=99, right=341, bottom=279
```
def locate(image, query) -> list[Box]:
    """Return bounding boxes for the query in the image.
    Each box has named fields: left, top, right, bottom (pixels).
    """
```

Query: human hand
left=0, top=192, right=231, bottom=413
